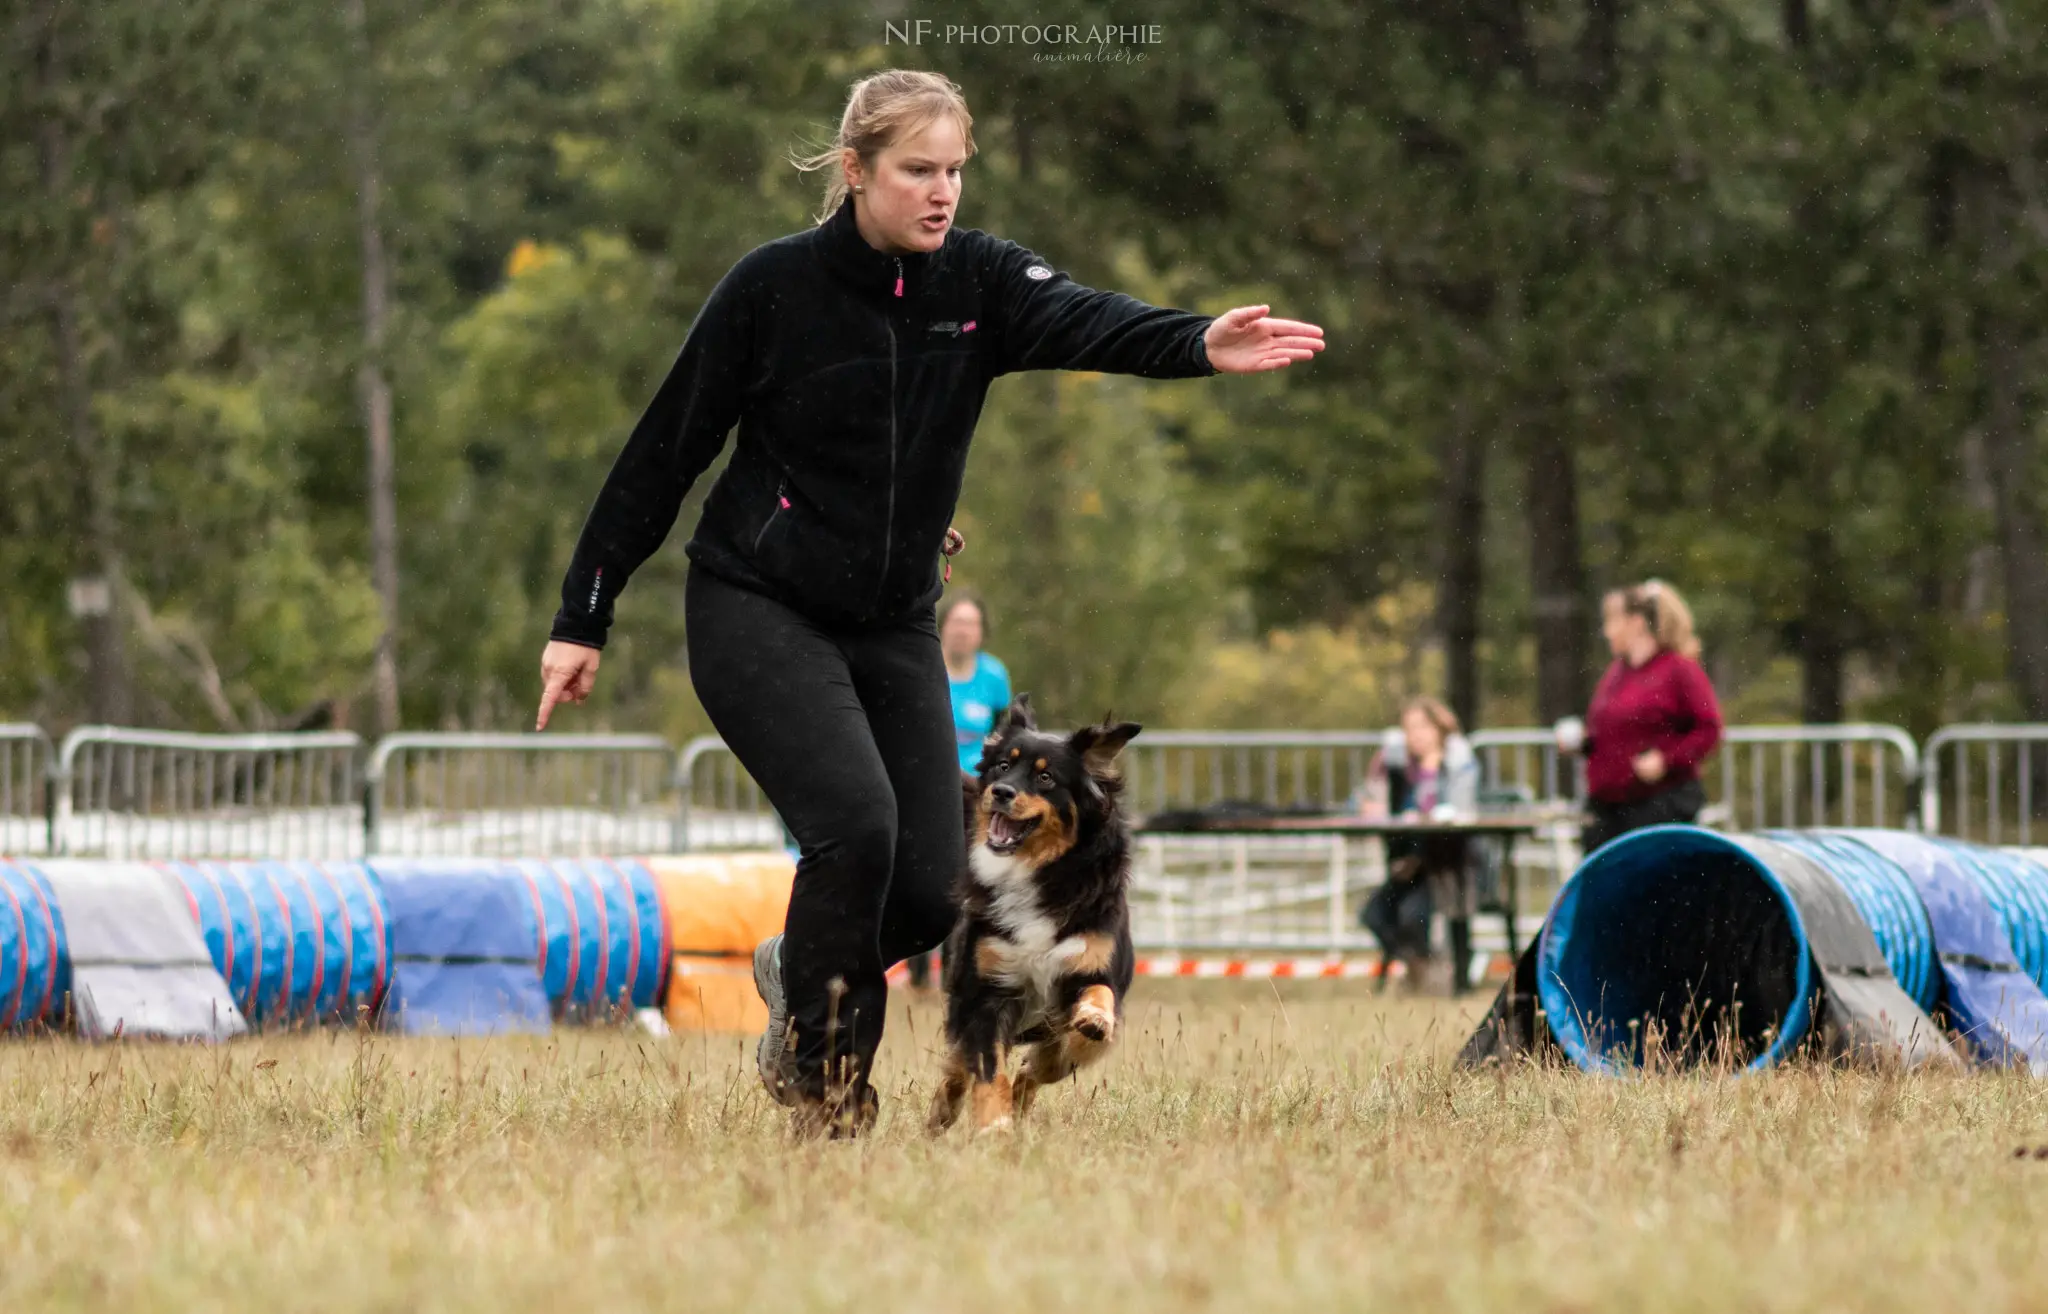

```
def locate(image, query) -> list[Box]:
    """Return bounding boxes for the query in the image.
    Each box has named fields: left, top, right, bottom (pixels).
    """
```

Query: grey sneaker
left=753, top=934, right=796, bottom=1106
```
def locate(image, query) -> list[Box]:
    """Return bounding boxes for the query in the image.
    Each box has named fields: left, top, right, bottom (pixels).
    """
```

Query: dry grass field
left=3, top=982, right=2047, bottom=1313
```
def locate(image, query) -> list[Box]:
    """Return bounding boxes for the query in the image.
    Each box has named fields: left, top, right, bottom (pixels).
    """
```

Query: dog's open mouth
left=985, top=810, right=1041, bottom=855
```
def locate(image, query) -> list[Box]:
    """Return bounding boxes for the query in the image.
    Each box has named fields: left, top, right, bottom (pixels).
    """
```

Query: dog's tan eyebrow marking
left=1034, top=757, right=1047, bottom=771
left=1009, top=747, right=1022, bottom=760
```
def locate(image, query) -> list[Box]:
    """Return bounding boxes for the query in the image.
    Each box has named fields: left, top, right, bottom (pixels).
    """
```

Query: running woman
left=535, top=69, right=1324, bottom=1138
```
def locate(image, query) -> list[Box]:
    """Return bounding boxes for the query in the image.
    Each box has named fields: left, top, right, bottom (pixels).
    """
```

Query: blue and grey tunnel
left=1539, top=827, right=1816, bottom=1072
left=1533, top=826, right=2048, bottom=1074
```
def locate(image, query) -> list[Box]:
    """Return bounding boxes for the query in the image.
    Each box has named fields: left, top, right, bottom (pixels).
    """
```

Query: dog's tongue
left=989, top=813, right=1017, bottom=845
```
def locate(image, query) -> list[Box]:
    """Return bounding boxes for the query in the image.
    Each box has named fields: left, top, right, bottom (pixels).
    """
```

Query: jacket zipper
left=877, top=314, right=898, bottom=607
left=752, top=477, right=790, bottom=554
left=868, top=257, right=904, bottom=610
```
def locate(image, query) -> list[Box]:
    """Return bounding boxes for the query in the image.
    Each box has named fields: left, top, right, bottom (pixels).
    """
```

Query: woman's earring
left=852, top=184, right=864, bottom=194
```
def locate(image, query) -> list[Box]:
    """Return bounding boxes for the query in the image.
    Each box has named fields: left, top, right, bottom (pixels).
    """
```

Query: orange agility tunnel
left=643, top=852, right=794, bottom=1034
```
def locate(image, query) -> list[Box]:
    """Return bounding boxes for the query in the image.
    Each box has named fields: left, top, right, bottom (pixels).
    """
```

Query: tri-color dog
left=928, top=693, right=1140, bottom=1135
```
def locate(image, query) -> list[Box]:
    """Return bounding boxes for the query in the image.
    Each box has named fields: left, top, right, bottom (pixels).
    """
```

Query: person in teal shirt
left=940, top=591, right=1011, bottom=774
left=907, top=590, right=1009, bottom=989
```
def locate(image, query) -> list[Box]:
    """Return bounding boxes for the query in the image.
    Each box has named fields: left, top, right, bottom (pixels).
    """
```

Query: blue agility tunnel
left=1532, top=825, right=2048, bottom=1074
left=0, top=855, right=683, bottom=1039
left=163, top=861, right=390, bottom=1028
left=371, top=859, right=551, bottom=1036
left=1940, top=843, right=2048, bottom=991
left=0, top=861, right=67, bottom=1029
left=172, top=861, right=297, bottom=1025
left=506, top=858, right=667, bottom=1017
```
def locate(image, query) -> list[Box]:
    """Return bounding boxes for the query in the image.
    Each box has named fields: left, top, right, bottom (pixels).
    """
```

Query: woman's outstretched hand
left=1203, top=306, right=1326, bottom=374
left=536, top=640, right=602, bottom=731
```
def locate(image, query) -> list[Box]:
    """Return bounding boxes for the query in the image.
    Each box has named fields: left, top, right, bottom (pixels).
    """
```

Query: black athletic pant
left=685, top=566, right=961, bottom=1099
left=1580, top=777, right=1706, bottom=856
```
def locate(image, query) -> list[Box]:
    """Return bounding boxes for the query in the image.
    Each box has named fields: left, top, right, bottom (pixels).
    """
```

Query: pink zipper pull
left=894, top=258, right=904, bottom=298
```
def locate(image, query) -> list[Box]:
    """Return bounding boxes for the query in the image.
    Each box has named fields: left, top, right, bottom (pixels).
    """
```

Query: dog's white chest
left=970, top=847, right=1087, bottom=1010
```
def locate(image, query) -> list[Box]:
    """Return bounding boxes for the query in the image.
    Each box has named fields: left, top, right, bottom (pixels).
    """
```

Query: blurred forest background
left=7, top=0, right=2048, bottom=741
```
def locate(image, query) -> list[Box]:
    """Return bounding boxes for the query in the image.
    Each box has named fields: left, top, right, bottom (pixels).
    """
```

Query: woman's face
left=1603, top=595, right=1650, bottom=657
left=940, top=602, right=983, bottom=660
left=845, top=115, right=967, bottom=254
left=1401, top=708, right=1443, bottom=762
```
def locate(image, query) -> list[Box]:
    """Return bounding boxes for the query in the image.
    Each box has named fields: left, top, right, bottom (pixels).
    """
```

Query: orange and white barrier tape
left=1134, top=956, right=1388, bottom=979
left=1135, top=953, right=1513, bottom=982
left=887, top=953, right=1514, bottom=986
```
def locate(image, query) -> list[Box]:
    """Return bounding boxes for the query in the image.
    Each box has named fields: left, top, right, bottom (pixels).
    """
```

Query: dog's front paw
left=1071, top=984, right=1116, bottom=1043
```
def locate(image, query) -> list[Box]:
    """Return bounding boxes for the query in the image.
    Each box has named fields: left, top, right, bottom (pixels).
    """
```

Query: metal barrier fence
left=674, top=732, right=1393, bottom=838
left=677, top=737, right=787, bottom=851
left=1130, top=832, right=1558, bottom=957
left=0, top=725, right=53, bottom=855
left=1469, top=729, right=1583, bottom=806
left=672, top=727, right=1583, bottom=958
left=1471, top=724, right=1919, bottom=831
left=671, top=722, right=1923, bottom=853
left=55, top=727, right=364, bottom=859
left=1714, top=724, right=1920, bottom=830
left=1133, top=833, right=1372, bottom=954
left=1121, top=731, right=1380, bottom=816
left=0, top=717, right=1998, bottom=865
left=365, top=733, right=678, bottom=856
left=1921, top=725, right=2048, bottom=843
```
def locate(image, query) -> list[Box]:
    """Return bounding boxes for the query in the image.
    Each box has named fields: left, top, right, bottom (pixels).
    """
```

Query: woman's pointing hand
left=536, top=640, right=601, bottom=731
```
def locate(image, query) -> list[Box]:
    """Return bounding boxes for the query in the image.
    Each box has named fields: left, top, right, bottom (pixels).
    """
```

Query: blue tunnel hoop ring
left=1539, top=825, right=1816, bottom=1075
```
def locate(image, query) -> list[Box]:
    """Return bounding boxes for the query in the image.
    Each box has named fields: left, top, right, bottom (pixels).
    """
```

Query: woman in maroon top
left=1563, top=579, right=1724, bottom=854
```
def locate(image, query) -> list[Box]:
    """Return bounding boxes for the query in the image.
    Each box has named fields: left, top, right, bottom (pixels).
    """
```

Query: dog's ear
left=996, top=691, right=1035, bottom=734
left=1069, top=719, right=1141, bottom=780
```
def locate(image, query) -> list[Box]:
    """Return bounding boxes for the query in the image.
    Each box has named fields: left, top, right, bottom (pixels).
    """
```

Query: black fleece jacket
left=550, top=195, right=1219, bottom=645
